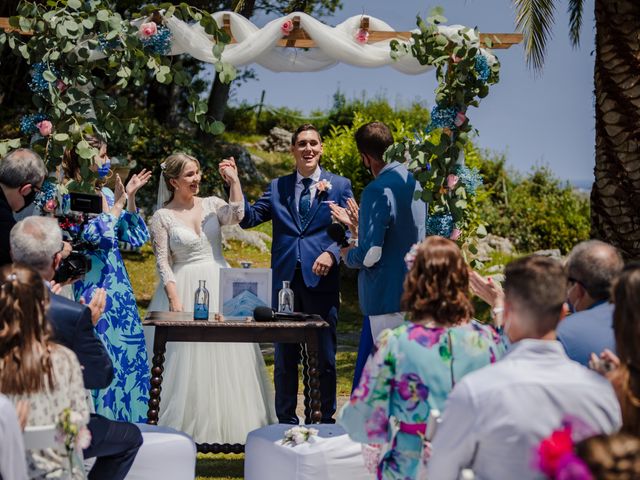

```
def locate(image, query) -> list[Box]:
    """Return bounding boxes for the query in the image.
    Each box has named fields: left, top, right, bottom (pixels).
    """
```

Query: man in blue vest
left=341, top=121, right=426, bottom=342
left=240, top=124, right=353, bottom=424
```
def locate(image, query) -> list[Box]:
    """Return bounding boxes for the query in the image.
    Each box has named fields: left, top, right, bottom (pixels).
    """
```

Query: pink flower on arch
left=55, top=80, right=68, bottom=92
left=36, top=120, right=53, bottom=136
left=454, top=111, right=467, bottom=128
left=281, top=20, right=294, bottom=36
left=450, top=54, right=462, bottom=64
left=139, top=21, right=158, bottom=38
left=450, top=228, right=462, bottom=241
left=447, top=174, right=459, bottom=189
left=355, top=28, right=369, bottom=44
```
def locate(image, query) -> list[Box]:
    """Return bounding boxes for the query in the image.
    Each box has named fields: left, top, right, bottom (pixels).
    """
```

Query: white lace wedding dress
left=145, top=196, right=276, bottom=444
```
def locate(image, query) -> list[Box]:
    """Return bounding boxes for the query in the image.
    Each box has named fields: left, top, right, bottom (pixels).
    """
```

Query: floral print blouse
left=339, top=320, right=506, bottom=480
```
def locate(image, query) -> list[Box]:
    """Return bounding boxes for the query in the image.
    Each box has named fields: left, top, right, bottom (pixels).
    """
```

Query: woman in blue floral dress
left=339, top=236, right=507, bottom=480
left=66, top=137, right=153, bottom=422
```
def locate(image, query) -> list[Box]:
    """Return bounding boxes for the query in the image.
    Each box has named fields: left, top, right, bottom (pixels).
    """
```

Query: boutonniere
left=316, top=179, right=332, bottom=194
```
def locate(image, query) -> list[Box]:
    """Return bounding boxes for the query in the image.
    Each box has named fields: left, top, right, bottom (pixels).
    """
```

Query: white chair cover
left=23, top=424, right=58, bottom=450
left=245, top=424, right=372, bottom=480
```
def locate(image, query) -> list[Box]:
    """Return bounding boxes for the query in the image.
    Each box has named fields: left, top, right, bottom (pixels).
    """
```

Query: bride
left=146, top=152, right=276, bottom=444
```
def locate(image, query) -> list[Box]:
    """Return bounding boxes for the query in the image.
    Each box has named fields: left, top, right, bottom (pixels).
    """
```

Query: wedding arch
left=0, top=1, right=521, bottom=245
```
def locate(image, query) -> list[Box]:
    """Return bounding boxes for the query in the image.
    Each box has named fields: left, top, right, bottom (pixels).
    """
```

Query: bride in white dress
left=146, top=153, right=276, bottom=444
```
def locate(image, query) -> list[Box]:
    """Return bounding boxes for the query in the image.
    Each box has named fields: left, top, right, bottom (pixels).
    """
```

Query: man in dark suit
left=240, top=124, right=353, bottom=424
left=11, top=216, right=143, bottom=480
left=0, top=148, right=47, bottom=266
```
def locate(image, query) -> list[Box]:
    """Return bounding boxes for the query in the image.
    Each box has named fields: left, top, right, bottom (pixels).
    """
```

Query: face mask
left=16, top=186, right=38, bottom=213
left=97, top=159, right=111, bottom=178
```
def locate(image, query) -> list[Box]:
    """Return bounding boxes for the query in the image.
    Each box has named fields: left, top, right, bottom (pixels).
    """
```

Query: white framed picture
left=218, top=267, right=272, bottom=320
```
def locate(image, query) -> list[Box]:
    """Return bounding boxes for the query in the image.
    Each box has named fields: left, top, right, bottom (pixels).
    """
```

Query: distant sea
left=570, top=179, right=592, bottom=195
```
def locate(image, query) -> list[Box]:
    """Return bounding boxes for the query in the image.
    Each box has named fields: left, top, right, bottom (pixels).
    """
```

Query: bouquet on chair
left=56, top=408, right=92, bottom=475
left=281, top=426, right=319, bottom=446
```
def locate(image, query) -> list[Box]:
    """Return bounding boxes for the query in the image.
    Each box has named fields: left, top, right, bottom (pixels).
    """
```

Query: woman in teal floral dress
left=339, top=236, right=507, bottom=480
left=66, top=138, right=153, bottom=422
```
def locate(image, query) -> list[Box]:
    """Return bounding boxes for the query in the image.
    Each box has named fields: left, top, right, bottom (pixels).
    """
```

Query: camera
left=54, top=192, right=102, bottom=284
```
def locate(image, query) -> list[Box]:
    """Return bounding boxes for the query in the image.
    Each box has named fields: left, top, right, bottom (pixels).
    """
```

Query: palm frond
left=567, top=0, right=584, bottom=47
left=513, top=0, right=556, bottom=71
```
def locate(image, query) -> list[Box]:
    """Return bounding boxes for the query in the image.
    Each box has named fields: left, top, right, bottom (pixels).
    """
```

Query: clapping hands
left=329, top=197, right=359, bottom=237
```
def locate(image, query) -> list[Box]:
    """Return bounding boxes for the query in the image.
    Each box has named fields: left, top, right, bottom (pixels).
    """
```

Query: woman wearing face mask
left=145, top=153, right=276, bottom=445
left=63, top=136, right=152, bottom=423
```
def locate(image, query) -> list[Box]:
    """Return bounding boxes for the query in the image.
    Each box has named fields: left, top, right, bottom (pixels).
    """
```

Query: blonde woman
left=146, top=153, right=275, bottom=444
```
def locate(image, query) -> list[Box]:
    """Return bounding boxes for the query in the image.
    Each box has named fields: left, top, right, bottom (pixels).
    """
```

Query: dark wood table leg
left=302, top=330, right=322, bottom=424
left=147, top=326, right=168, bottom=425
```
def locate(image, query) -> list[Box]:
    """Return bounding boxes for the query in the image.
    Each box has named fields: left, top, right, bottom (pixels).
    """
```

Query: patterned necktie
left=299, top=177, right=312, bottom=221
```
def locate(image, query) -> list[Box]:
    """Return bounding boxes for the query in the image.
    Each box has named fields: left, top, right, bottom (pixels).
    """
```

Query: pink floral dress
left=338, top=321, right=506, bottom=480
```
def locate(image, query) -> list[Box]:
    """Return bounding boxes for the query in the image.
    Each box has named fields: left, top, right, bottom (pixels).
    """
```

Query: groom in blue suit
left=240, top=124, right=353, bottom=424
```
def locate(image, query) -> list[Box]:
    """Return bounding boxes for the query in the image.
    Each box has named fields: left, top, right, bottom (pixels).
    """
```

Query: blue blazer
left=345, top=162, right=426, bottom=316
left=47, top=293, right=114, bottom=390
left=240, top=168, right=353, bottom=306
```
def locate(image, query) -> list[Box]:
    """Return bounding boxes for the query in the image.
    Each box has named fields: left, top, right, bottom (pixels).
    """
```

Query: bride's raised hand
left=219, top=157, right=239, bottom=185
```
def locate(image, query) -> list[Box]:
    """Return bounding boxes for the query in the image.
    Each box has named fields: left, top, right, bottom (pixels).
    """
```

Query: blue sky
left=230, top=0, right=596, bottom=183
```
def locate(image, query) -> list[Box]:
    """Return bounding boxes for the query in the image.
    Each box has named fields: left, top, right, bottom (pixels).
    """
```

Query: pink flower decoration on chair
left=139, top=21, right=158, bottom=38
left=446, top=174, right=459, bottom=189
left=281, top=20, right=294, bottom=36
left=36, top=120, right=53, bottom=136
left=454, top=111, right=467, bottom=128
left=355, top=28, right=369, bottom=44
left=450, top=228, right=462, bottom=241
left=44, top=199, right=57, bottom=213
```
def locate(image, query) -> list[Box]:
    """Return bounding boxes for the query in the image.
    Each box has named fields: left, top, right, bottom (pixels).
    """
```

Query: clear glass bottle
left=193, top=280, right=209, bottom=320
left=278, top=280, right=294, bottom=313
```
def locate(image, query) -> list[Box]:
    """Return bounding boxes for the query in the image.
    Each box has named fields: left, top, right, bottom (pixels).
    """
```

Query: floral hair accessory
left=354, top=28, right=369, bottom=44
left=404, top=242, right=420, bottom=270
left=535, top=421, right=594, bottom=480
left=316, top=179, right=332, bottom=192
left=282, top=426, right=319, bottom=446
left=281, top=20, right=294, bottom=36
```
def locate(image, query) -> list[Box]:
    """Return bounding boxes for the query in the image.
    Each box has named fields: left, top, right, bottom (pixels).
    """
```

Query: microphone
left=253, top=306, right=323, bottom=322
left=327, top=222, right=350, bottom=248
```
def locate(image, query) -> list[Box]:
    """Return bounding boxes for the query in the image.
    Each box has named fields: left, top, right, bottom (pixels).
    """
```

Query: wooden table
left=143, top=311, right=329, bottom=454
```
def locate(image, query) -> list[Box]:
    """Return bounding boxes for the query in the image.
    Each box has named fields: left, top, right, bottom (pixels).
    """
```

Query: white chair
left=245, top=424, right=372, bottom=480
left=124, top=424, right=196, bottom=480
left=23, top=424, right=58, bottom=450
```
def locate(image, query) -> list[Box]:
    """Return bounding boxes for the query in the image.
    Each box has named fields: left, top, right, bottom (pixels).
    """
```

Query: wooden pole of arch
left=1, top=14, right=522, bottom=49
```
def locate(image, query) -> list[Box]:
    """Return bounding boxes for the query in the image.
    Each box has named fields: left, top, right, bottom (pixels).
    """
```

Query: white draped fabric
left=90, top=11, right=497, bottom=73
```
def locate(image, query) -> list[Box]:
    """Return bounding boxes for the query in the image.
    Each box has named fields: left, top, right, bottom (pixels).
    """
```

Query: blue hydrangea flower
left=141, top=25, right=172, bottom=55
left=29, top=62, right=58, bottom=94
left=20, top=113, right=49, bottom=135
left=33, top=179, right=57, bottom=209
left=455, top=165, right=483, bottom=195
left=425, top=213, right=455, bottom=237
left=475, top=54, right=491, bottom=83
left=98, top=34, right=120, bottom=52
left=426, top=105, right=458, bottom=132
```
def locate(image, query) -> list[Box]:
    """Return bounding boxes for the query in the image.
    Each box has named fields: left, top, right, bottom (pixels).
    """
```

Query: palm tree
left=514, top=0, right=640, bottom=259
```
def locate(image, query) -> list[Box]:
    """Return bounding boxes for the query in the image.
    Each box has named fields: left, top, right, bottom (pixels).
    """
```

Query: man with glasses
left=558, top=239, right=624, bottom=366
left=0, top=148, right=47, bottom=266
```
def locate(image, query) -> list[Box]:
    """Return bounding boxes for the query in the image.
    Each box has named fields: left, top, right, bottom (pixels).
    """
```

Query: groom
left=240, top=124, right=353, bottom=424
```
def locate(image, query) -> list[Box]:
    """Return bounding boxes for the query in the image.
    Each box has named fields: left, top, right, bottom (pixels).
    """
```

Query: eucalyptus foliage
left=384, top=7, right=500, bottom=245
left=0, top=0, right=234, bottom=189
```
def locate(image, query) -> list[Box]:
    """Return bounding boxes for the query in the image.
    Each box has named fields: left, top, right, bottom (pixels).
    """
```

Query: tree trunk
left=591, top=0, right=640, bottom=259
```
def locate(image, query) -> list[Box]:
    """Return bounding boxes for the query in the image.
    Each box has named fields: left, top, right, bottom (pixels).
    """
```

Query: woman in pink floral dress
left=339, top=236, right=506, bottom=480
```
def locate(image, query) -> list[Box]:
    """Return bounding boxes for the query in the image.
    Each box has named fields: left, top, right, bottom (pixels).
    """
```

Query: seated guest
left=557, top=240, right=623, bottom=365
left=10, top=217, right=143, bottom=480
left=591, top=262, right=640, bottom=435
left=0, top=394, right=27, bottom=480
left=427, top=255, right=622, bottom=480
left=339, top=236, right=506, bottom=480
left=0, top=264, right=89, bottom=479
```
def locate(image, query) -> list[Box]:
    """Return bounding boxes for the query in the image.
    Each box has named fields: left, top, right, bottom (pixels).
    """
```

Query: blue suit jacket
left=240, top=168, right=353, bottom=306
left=345, top=161, right=426, bottom=316
left=47, top=293, right=114, bottom=390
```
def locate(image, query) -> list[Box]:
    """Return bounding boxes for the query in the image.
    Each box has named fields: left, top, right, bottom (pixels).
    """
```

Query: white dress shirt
left=0, top=394, right=28, bottom=480
left=427, top=339, right=622, bottom=480
left=295, top=167, right=322, bottom=213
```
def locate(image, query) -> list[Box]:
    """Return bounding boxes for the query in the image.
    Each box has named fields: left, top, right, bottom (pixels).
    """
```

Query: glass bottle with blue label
left=193, top=280, right=209, bottom=320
